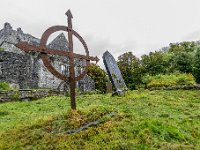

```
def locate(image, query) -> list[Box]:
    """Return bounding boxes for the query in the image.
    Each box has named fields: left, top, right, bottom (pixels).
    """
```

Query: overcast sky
left=1, top=0, right=200, bottom=67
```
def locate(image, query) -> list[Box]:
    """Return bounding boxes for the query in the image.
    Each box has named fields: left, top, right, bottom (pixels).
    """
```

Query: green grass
left=0, top=90, right=200, bottom=149
left=143, top=73, right=195, bottom=88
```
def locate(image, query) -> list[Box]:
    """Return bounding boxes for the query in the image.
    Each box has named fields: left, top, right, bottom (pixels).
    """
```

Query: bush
left=87, top=64, right=107, bottom=93
left=143, top=73, right=195, bottom=89
left=0, top=82, right=11, bottom=91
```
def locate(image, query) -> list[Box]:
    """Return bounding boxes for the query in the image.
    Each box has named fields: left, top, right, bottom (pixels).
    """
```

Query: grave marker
left=15, top=9, right=99, bottom=109
left=103, top=51, right=127, bottom=95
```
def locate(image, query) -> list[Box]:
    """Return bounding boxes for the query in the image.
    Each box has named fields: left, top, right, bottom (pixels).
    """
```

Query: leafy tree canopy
left=117, top=52, right=142, bottom=90
left=141, top=51, right=168, bottom=76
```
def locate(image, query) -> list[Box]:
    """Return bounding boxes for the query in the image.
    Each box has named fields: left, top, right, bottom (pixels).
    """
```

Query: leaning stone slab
left=103, top=51, right=127, bottom=95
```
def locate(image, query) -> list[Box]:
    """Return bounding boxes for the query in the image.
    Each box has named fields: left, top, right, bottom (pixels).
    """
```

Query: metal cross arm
left=15, top=42, right=99, bottom=62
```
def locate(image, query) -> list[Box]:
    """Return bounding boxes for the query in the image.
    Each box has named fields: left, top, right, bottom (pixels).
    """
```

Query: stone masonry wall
left=0, top=89, right=65, bottom=102
left=0, top=23, right=65, bottom=89
left=0, top=51, right=39, bottom=88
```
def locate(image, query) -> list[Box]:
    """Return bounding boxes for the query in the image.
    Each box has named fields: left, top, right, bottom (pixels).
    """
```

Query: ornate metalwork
left=15, top=9, right=99, bottom=109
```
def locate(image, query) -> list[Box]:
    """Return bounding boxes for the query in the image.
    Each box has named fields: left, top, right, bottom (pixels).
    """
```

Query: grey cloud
left=1, top=0, right=200, bottom=69
left=83, top=34, right=138, bottom=68
left=181, top=29, right=200, bottom=42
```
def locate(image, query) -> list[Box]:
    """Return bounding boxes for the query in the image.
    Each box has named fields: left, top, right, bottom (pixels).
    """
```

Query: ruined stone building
left=0, top=23, right=95, bottom=92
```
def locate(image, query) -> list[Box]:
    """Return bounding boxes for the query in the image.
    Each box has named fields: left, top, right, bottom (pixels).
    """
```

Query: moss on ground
left=0, top=90, right=200, bottom=149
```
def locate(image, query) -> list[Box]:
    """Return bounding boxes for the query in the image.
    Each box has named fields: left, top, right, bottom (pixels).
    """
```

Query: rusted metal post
left=66, top=10, right=76, bottom=109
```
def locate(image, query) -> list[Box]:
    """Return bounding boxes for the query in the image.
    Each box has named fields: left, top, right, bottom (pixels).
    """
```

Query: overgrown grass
left=0, top=90, right=200, bottom=149
left=143, top=73, right=195, bottom=89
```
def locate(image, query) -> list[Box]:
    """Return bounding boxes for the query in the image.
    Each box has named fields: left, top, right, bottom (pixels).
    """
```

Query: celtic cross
left=15, top=9, right=99, bottom=109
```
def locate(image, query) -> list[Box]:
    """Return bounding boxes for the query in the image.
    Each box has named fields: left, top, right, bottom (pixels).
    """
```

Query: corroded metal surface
left=15, top=9, right=99, bottom=109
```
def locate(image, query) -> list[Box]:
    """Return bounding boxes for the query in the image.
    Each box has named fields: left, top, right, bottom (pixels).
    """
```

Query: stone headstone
left=78, top=75, right=95, bottom=93
left=103, top=51, right=127, bottom=95
left=106, top=82, right=112, bottom=93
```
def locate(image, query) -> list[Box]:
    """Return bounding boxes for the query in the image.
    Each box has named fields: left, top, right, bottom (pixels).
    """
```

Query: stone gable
left=0, top=23, right=95, bottom=92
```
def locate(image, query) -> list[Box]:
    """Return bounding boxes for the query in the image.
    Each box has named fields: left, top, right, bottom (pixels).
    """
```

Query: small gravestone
left=103, top=51, right=127, bottom=95
left=106, top=82, right=113, bottom=93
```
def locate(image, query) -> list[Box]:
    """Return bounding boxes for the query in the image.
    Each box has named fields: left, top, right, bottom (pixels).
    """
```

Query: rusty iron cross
left=15, top=9, right=99, bottom=109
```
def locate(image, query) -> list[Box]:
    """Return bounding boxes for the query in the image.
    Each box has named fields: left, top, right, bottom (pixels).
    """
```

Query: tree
left=166, top=41, right=197, bottom=73
left=192, top=47, right=200, bottom=83
left=171, top=52, right=193, bottom=73
left=87, top=63, right=107, bottom=93
left=117, top=52, right=142, bottom=90
left=141, top=51, right=168, bottom=76
left=168, top=41, right=198, bottom=53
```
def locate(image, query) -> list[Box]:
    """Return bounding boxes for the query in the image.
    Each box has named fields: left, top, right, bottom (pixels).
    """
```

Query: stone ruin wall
left=0, top=22, right=62, bottom=89
left=0, top=51, right=34, bottom=88
left=0, top=23, right=95, bottom=91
